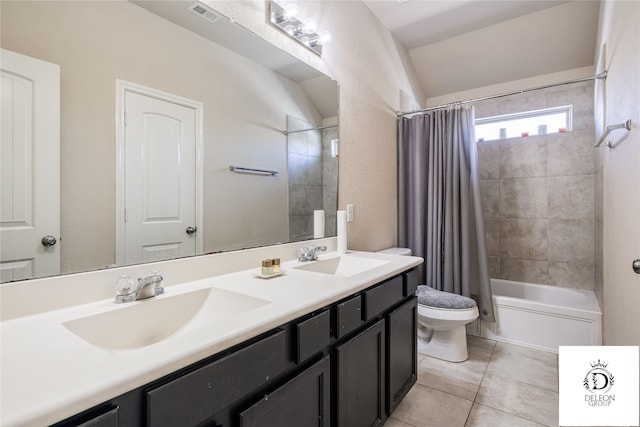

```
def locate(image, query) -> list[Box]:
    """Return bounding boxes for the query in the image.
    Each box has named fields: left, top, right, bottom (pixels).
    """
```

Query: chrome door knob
left=41, top=235, right=57, bottom=247
left=633, top=259, right=640, bottom=274
left=185, top=226, right=197, bottom=235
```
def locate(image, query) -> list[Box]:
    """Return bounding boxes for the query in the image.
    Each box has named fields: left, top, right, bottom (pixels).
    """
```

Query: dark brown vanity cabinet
left=334, top=276, right=418, bottom=427
left=51, top=269, right=418, bottom=427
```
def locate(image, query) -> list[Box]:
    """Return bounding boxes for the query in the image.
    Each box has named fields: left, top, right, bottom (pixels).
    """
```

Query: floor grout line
left=468, top=402, right=549, bottom=427
left=463, top=340, right=498, bottom=426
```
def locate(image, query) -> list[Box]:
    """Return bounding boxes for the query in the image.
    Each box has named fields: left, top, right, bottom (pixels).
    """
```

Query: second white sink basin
left=63, top=288, right=270, bottom=351
left=294, top=255, right=389, bottom=277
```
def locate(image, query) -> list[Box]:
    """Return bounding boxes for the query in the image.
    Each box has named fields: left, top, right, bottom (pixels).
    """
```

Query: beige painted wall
left=1, top=1, right=326, bottom=273
left=207, top=0, right=425, bottom=252
left=595, top=0, right=640, bottom=345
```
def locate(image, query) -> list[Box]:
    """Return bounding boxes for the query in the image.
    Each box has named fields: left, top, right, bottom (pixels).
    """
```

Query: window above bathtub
left=475, top=105, right=572, bottom=142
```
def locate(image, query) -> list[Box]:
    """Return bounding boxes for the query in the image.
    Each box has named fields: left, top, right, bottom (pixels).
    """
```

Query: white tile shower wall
left=476, top=81, right=596, bottom=289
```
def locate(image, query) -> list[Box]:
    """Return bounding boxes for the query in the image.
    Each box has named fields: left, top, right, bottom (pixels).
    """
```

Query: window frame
left=475, top=105, right=573, bottom=142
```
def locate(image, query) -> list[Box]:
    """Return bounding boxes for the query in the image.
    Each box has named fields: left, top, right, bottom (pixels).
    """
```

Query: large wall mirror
left=0, top=1, right=338, bottom=283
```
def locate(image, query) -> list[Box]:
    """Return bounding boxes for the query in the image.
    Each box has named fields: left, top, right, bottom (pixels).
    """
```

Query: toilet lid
left=416, top=285, right=477, bottom=309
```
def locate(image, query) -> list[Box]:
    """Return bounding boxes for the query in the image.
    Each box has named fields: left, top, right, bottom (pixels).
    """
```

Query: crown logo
left=590, top=359, right=609, bottom=369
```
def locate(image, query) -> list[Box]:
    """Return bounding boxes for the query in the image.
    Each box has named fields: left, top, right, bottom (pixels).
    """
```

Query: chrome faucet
left=298, top=245, right=327, bottom=262
left=114, top=271, right=165, bottom=303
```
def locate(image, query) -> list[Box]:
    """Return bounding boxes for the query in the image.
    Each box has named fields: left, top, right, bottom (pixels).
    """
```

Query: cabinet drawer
left=296, top=309, right=330, bottom=364
left=363, top=275, right=403, bottom=321
left=146, top=330, right=286, bottom=427
left=335, top=294, right=362, bottom=339
left=77, top=407, right=118, bottom=427
left=404, top=269, right=419, bottom=296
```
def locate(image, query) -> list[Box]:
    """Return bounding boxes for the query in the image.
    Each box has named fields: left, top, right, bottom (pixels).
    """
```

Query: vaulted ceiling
left=362, top=0, right=601, bottom=98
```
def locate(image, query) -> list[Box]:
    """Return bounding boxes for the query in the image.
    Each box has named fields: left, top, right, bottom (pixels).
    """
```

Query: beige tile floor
left=388, top=336, right=561, bottom=427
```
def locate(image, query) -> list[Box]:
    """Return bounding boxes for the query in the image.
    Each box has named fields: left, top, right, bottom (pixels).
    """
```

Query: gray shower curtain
left=398, top=106, right=495, bottom=322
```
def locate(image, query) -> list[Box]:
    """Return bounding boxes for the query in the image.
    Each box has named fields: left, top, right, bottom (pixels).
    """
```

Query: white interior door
left=118, top=83, right=202, bottom=265
left=0, top=49, right=60, bottom=282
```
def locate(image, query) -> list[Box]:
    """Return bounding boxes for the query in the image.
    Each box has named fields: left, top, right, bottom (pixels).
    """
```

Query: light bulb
left=284, top=24, right=295, bottom=35
left=302, top=17, right=317, bottom=34
left=318, top=30, right=332, bottom=44
left=283, top=3, right=298, bottom=21
left=310, top=30, right=332, bottom=47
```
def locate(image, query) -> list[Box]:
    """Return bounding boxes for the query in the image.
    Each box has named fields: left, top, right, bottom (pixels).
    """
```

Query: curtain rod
left=397, top=71, right=608, bottom=118
left=281, top=124, right=337, bottom=135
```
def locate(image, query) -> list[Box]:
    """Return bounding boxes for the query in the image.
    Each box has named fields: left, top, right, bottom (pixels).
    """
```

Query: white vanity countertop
left=0, top=251, right=422, bottom=427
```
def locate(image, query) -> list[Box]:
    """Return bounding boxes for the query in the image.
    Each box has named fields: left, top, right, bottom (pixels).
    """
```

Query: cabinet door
left=335, top=319, right=385, bottom=427
left=387, top=297, right=417, bottom=415
left=239, top=355, right=330, bottom=427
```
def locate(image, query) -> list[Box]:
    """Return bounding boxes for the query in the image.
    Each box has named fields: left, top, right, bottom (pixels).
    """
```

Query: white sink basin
left=63, top=288, right=270, bottom=350
left=293, top=255, right=389, bottom=277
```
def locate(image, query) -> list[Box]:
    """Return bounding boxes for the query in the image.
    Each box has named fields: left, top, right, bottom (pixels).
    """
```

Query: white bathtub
left=467, top=279, right=602, bottom=353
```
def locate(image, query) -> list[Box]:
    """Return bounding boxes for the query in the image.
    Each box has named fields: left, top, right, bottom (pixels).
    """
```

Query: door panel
left=143, top=114, right=182, bottom=220
left=124, top=91, right=197, bottom=265
left=141, top=243, right=182, bottom=263
left=0, top=49, right=60, bottom=282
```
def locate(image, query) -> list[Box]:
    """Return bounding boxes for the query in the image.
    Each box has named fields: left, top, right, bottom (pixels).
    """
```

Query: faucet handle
left=115, top=275, right=136, bottom=296
left=150, top=271, right=164, bottom=295
left=114, top=275, right=137, bottom=303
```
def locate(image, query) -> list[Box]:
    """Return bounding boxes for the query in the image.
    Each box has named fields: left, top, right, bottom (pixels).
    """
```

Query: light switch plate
left=346, top=204, right=354, bottom=222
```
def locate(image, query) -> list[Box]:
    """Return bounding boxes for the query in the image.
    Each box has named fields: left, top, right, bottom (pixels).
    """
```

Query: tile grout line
left=463, top=339, right=498, bottom=427
left=468, top=402, right=550, bottom=427
left=472, top=339, right=498, bottom=404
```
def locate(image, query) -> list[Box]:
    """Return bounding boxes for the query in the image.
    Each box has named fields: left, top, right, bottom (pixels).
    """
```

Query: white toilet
left=377, top=248, right=479, bottom=363
left=415, top=286, right=478, bottom=362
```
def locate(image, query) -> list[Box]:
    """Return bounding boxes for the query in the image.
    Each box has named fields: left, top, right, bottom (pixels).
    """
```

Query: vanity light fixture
left=268, top=1, right=332, bottom=56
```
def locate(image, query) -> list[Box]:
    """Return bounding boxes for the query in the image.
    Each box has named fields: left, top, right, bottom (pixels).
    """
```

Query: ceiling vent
left=188, top=2, right=222, bottom=24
